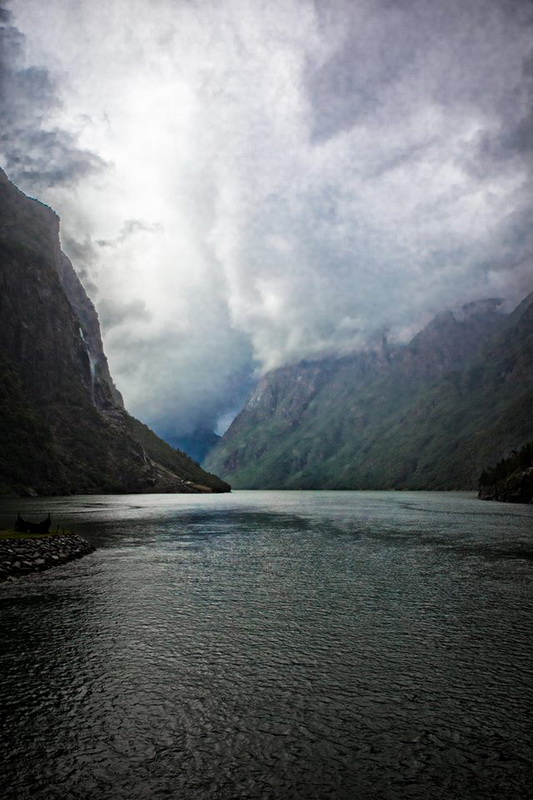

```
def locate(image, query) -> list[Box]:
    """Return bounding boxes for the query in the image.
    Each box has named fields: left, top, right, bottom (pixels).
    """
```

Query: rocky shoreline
left=0, top=532, right=96, bottom=582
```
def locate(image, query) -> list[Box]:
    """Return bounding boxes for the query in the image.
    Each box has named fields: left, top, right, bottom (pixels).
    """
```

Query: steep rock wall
left=0, top=168, right=229, bottom=495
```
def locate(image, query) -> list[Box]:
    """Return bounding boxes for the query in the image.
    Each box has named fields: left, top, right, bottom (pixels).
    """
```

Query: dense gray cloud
left=3, top=0, right=532, bottom=438
left=0, top=2, right=104, bottom=188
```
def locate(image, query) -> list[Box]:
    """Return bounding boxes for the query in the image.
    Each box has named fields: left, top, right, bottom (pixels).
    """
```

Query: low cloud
left=0, top=3, right=105, bottom=189
left=96, top=219, right=163, bottom=248
left=3, top=0, right=532, bottom=437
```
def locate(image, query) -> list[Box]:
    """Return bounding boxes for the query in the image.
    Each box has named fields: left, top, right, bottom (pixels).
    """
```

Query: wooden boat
left=14, top=513, right=52, bottom=534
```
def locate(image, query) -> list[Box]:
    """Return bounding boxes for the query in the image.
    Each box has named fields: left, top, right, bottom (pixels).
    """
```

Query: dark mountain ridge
left=205, top=293, right=533, bottom=491
left=0, top=168, right=229, bottom=495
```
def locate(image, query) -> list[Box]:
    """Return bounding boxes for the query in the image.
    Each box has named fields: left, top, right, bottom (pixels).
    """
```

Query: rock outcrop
left=0, top=168, right=230, bottom=495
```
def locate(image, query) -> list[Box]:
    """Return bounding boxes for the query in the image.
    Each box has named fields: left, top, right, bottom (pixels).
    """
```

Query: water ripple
left=1, top=491, right=532, bottom=799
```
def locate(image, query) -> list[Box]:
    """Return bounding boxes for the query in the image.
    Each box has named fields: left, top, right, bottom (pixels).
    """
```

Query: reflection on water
left=0, top=491, right=532, bottom=799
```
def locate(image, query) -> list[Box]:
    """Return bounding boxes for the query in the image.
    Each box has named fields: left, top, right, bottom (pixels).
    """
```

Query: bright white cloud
left=3, top=0, right=532, bottom=437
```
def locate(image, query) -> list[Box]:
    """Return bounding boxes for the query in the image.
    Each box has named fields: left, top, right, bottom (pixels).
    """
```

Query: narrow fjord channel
left=1, top=491, right=532, bottom=799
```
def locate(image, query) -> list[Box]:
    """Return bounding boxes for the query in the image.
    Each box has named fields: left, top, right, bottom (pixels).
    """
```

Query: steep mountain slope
left=206, top=295, right=533, bottom=490
left=55, top=250, right=124, bottom=408
left=0, top=168, right=229, bottom=495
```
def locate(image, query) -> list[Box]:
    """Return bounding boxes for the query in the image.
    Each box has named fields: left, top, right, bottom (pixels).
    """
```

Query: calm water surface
left=0, top=490, right=532, bottom=799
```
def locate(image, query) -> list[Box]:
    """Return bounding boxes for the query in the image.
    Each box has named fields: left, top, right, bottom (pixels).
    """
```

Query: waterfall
left=79, top=327, right=97, bottom=405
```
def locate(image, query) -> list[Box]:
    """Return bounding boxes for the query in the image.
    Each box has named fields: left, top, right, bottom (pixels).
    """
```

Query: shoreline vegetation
left=0, top=529, right=95, bottom=582
left=478, top=441, right=533, bottom=504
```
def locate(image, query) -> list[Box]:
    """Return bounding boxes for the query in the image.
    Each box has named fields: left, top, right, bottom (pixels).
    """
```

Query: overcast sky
left=1, top=0, right=532, bottom=438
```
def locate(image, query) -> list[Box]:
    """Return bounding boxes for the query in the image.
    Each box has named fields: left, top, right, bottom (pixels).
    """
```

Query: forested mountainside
left=206, top=292, right=533, bottom=491
left=0, top=168, right=229, bottom=495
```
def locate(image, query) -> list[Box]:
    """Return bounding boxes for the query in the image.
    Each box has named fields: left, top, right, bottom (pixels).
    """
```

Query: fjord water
left=1, top=491, right=532, bottom=800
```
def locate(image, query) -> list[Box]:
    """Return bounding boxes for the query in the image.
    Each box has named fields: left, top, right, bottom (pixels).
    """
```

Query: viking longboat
left=14, top=513, right=52, bottom=534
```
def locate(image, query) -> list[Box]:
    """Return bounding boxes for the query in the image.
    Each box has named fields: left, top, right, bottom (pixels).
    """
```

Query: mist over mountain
left=0, top=168, right=229, bottom=495
left=205, top=292, right=533, bottom=491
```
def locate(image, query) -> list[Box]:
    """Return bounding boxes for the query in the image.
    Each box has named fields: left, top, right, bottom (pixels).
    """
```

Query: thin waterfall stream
left=79, top=327, right=97, bottom=405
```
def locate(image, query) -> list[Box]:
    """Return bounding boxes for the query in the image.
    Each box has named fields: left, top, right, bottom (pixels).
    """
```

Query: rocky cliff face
left=206, top=294, right=533, bottom=490
left=55, top=251, right=124, bottom=408
left=0, top=168, right=229, bottom=495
